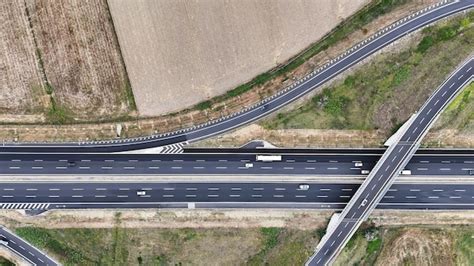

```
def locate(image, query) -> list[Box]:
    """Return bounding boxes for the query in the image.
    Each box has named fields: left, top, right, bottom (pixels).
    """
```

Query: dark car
left=67, top=161, right=76, bottom=167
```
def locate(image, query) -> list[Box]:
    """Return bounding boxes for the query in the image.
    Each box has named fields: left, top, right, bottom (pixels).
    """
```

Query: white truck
left=256, top=155, right=282, bottom=162
left=400, top=170, right=412, bottom=175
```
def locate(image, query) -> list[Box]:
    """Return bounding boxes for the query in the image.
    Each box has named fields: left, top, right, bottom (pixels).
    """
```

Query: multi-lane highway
left=0, top=227, right=58, bottom=266
left=0, top=152, right=473, bottom=176
left=1, top=0, right=473, bottom=153
left=307, top=56, right=474, bottom=264
left=0, top=182, right=472, bottom=211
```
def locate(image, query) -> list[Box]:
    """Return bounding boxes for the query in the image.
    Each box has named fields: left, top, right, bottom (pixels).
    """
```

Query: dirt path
left=2, top=209, right=473, bottom=231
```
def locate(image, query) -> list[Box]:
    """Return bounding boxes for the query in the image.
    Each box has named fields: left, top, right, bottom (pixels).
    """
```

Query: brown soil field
left=25, top=0, right=134, bottom=121
left=108, top=0, right=368, bottom=116
left=0, top=1, right=45, bottom=122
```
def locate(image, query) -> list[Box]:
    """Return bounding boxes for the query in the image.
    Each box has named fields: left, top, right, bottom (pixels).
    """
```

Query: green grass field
left=12, top=225, right=473, bottom=266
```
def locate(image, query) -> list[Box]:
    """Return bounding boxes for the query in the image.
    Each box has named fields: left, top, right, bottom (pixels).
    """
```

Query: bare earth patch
left=108, top=0, right=368, bottom=116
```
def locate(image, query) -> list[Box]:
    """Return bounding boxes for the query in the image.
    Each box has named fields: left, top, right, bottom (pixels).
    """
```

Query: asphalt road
left=0, top=153, right=473, bottom=176
left=307, top=54, right=474, bottom=264
left=2, top=0, right=473, bottom=153
left=0, top=182, right=472, bottom=210
left=0, top=227, right=58, bottom=266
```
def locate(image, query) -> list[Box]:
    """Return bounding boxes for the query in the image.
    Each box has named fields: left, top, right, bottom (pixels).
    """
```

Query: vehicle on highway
left=361, top=198, right=368, bottom=207
left=245, top=163, right=254, bottom=168
left=361, top=170, right=370, bottom=174
left=0, top=237, right=8, bottom=246
left=67, top=161, right=76, bottom=167
left=401, top=170, right=412, bottom=175
left=136, top=190, right=147, bottom=196
left=354, top=162, right=363, bottom=167
left=256, top=155, right=282, bottom=162
left=298, top=184, right=310, bottom=191
left=469, top=170, right=474, bottom=175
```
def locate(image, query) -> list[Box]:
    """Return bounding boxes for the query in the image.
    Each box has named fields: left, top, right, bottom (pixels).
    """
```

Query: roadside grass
left=261, top=11, right=474, bottom=135
left=190, top=0, right=410, bottom=111
left=46, top=97, right=73, bottom=125
left=334, top=224, right=382, bottom=265
left=247, top=228, right=319, bottom=265
left=454, top=228, right=474, bottom=265
left=434, top=82, right=474, bottom=133
left=13, top=225, right=474, bottom=265
left=0, top=257, right=14, bottom=266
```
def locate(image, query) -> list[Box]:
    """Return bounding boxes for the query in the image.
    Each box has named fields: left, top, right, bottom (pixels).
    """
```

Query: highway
left=0, top=182, right=472, bottom=211
left=307, top=56, right=474, bottom=264
left=0, top=153, right=472, bottom=176
left=0, top=227, right=58, bottom=266
left=1, top=0, right=473, bottom=153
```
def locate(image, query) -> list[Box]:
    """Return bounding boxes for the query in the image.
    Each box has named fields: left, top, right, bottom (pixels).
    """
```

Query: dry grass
left=0, top=1, right=46, bottom=122
left=376, top=228, right=454, bottom=266
left=24, top=0, right=134, bottom=121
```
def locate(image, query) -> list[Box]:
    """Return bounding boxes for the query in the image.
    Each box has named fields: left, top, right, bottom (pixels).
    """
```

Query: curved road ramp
left=2, top=1, right=473, bottom=153
left=0, top=226, right=59, bottom=266
left=305, top=54, right=474, bottom=265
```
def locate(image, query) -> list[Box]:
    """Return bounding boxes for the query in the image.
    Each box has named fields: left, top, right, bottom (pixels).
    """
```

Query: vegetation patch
left=262, top=11, right=474, bottom=135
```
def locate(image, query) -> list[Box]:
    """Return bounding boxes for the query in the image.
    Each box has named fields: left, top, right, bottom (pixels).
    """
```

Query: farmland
left=0, top=1, right=45, bottom=123
left=108, top=0, right=368, bottom=116
left=0, top=0, right=134, bottom=124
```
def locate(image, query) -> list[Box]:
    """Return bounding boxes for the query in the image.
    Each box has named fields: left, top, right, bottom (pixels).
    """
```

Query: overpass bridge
left=306, top=56, right=474, bottom=265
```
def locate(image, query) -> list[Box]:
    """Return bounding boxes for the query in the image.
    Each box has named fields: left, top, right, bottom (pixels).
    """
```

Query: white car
left=298, top=184, right=310, bottom=190
left=361, top=199, right=368, bottom=207
left=354, top=162, right=363, bottom=167
left=0, top=237, right=8, bottom=246
left=245, top=163, right=254, bottom=168
left=136, top=190, right=147, bottom=196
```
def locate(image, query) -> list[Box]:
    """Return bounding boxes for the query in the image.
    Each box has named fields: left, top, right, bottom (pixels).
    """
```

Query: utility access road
left=2, top=0, right=473, bottom=153
left=306, top=57, right=474, bottom=264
